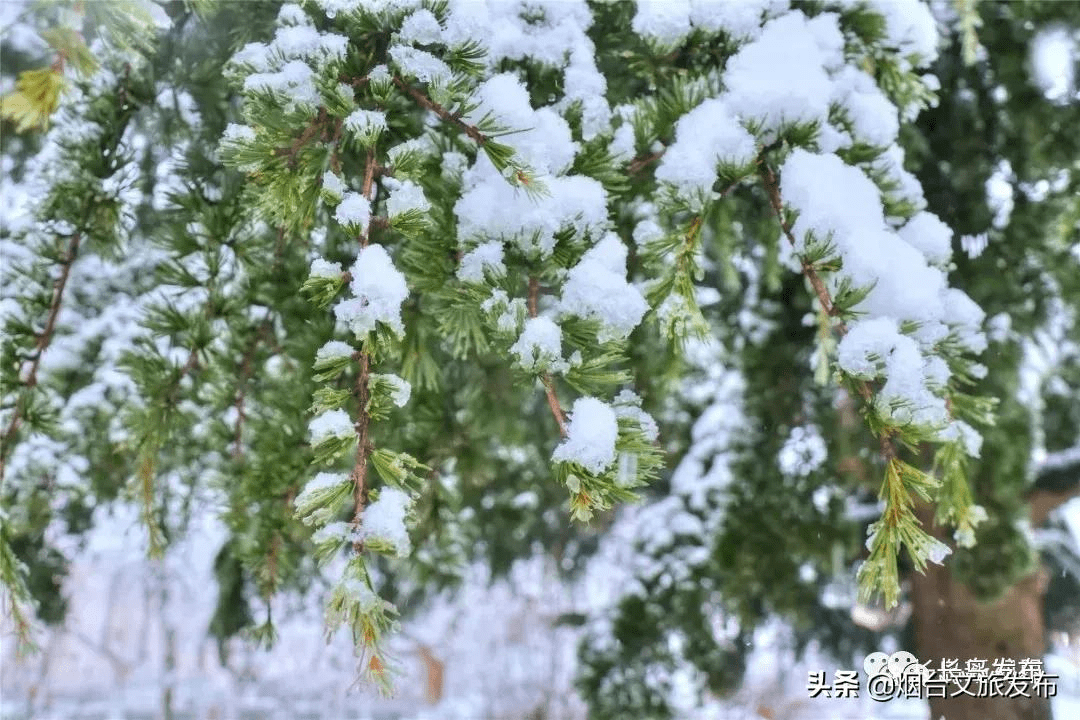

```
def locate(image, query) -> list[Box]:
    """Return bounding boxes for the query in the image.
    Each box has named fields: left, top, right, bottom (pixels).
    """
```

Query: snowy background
left=2, top=496, right=1078, bottom=720
left=3, top=1, right=1080, bottom=718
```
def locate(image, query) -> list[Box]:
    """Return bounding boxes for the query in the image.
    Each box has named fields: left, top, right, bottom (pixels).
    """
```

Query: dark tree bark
left=910, top=475, right=1079, bottom=720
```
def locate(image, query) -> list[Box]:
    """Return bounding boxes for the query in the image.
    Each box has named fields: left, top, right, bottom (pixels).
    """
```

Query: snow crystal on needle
left=296, top=471, right=349, bottom=506
left=311, top=521, right=351, bottom=545
left=398, top=9, right=443, bottom=45
left=373, top=373, right=411, bottom=407
left=316, top=340, right=354, bottom=362
left=655, top=97, right=756, bottom=199
left=244, top=60, right=321, bottom=113
left=456, top=241, right=505, bottom=283
left=465, top=73, right=577, bottom=175
left=334, top=244, right=409, bottom=337
left=510, top=317, right=565, bottom=372
left=389, top=44, right=451, bottom=84
left=383, top=178, right=430, bottom=216
left=309, top=409, right=354, bottom=444
left=309, top=257, right=342, bottom=279
left=552, top=397, right=619, bottom=474
left=561, top=234, right=648, bottom=342
left=322, top=171, right=347, bottom=199
left=344, top=109, right=387, bottom=142
left=360, top=487, right=412, bottom=557
left=222, top=123, right=256, bottom=143
left=334, top=192, right=371, bottom=231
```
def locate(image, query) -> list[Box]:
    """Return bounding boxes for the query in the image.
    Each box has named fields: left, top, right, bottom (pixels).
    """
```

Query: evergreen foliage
left=1, top=0, right=1078, bottom=715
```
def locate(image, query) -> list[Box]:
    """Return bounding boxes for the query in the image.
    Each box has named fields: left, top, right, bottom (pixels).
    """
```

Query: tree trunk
left=911, top=505, right=1052, bottom=720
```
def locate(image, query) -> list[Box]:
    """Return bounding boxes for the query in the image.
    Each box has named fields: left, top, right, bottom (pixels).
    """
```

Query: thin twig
left=0, top=231, right=81, bottom=482
left=528, top=277, right=568, bottom=438
left=393, top=77, right=488, bottom=146
left=628, top=147, right=666, bottom=175
left=758, top=152, right=895, bottom=454
left=350, top=145, right=380, bottom=545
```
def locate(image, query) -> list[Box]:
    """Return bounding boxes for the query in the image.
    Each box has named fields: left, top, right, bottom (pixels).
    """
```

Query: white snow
left=831, top=66, right=899, bottom=148
left=243, top=60, right=321, bottom=114
left=898, top=211, right=953, bottom=267
left=315, top=340, right=354, bottom=363
left=333, top=191, right=371, bottom=232
left=308, top=409, right=355, bottom=444
left=465, top=73, right=578, bottom=176
left=510, top=317, right=566, bottom=373
left=222, top=123, right=255, bottom=143
left=398, top=9, right=443, bottom=46
left=560, top=234, right=648, bottom=342
left=777, top=425, right=827, bottom=477
left=334, top=244, right=409, bottom=337
left=359, top=486, right=413, bottom=557
left=836, top=0, right=940, bottom=63
left=389, top=45, right=451, bottom=84
left=456, top=241, right=505, bottom=283
left=383, top=178, right=430, bottom=217
left=295, top=471, right=350, bottom=513
left=960, top=232, right=989, bottom=259
left=552, top=397, right=619, bottom=475
left=343, top=108, right=387, bottom=143
left=654, top=97, right=757, bottom=201
left=455, top=159, right=608, bottom=258
left=321, top=171, right=347, bottom=199
left=723, top=11, right=843, bottom=133
left=308, top=257, right=342, bottom=279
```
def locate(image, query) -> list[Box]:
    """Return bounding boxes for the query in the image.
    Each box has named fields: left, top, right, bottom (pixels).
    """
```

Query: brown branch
left=759, top=163, right=840, bottom=319
left=758, top=154, right=896, bottom=455
left=232, top=315, right=276, bottom=459
left=393, top=77, right=488, bottom=146
left=628, top=147, right=666, bottom=175
left=1, top=231, right=81, bottom=482
left=349, top=147, right=381, bottom=548
left=276, top=109, right=329, bottom=169
left=528, top=276, right=568, bottom=438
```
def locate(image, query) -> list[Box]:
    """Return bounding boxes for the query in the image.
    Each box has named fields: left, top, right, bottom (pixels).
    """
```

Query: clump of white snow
left=334, top=245, right=409, bottom=337
left=359, top=487, right=413, bottom=557
left=777, top=425, right=828, bottom=477
left=552, top=397, right=619, bottom=474
left=309, top=409, right=354, bottom=444
left=510, top=317, right=567, bottom=373
left=334, top=192, right=371, bottom=232
left=560, top=234, right=648, bottom=342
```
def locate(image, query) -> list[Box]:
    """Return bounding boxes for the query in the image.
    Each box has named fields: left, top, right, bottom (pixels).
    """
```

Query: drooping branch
left=350, top=145, right=380, bottom=545
left=0, top=230, right=81, bottom=483
left=758, top=158, right=895, bottom=462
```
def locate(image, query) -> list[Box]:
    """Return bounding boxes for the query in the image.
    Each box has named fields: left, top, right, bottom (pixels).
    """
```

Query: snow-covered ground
left=3, top=498, right=1078, bottom=720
